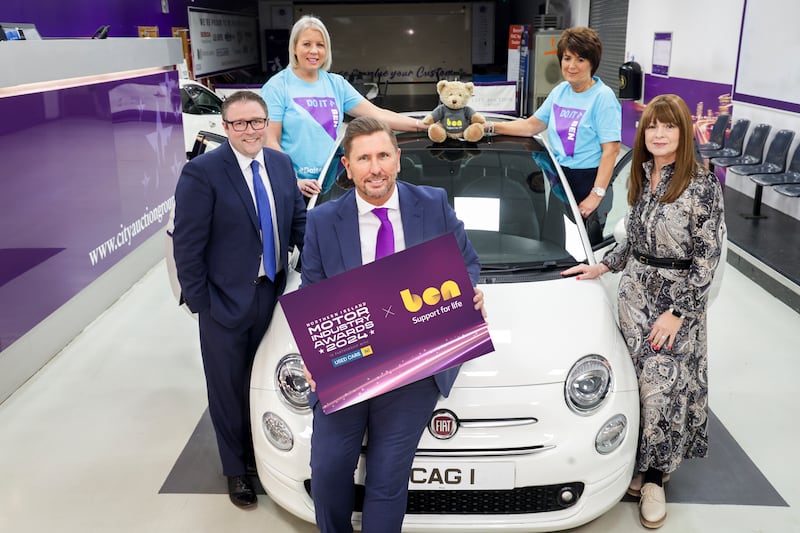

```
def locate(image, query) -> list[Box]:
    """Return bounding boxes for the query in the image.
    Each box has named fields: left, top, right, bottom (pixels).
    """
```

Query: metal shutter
left=589, top=0, right=629, bottom=97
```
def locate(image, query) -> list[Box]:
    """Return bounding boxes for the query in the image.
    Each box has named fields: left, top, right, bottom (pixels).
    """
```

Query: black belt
left=633, top=250, right=692, bottom=270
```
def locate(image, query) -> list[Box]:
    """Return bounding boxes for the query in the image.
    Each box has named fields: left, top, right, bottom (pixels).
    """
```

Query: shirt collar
left=230, top=143, right=265, bottom=174
left=355, top=184, right=400, bottom=215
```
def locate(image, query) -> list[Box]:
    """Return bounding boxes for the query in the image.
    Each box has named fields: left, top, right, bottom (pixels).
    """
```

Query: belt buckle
left=638, top=254, right=648, bottom=264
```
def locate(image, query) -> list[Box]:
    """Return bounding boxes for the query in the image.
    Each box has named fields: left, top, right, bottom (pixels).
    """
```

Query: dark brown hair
left=557, top=26, right=602, bottom=76
left=220, top=90, right=268, bottom=121
left=629, top=94, right=701, bottom=205
left=341, top=116, right=398, bottom=157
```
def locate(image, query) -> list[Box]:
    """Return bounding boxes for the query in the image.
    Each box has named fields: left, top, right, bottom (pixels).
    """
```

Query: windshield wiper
left=481, top=259, right=581, bottom=273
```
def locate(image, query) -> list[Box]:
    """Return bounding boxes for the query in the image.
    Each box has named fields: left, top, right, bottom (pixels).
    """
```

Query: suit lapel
left=334, top=190, right=364, bottom=271
left=220, top=142, right=260, bottom=234
left=398, top=182, right=424, bottom=247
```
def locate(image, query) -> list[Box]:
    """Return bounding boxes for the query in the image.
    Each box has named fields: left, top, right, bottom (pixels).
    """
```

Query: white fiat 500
left=248, top=121, right=641, bottom=532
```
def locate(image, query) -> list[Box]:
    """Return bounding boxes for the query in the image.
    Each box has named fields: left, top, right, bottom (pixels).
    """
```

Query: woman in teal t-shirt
left=261, top=15, right=421, bottom=199
left=485, top=26, right=621, bottom=223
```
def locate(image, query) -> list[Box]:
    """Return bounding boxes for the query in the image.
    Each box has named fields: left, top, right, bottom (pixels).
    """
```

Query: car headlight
left=275, top=354, right=311, bottom=410
left=595, top=414, right=627, bottom=454
left=565, top=354, right=611, bottom=414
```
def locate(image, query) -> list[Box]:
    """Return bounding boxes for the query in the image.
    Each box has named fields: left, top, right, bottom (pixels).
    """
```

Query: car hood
left=454, top=277, right=633, bottom=389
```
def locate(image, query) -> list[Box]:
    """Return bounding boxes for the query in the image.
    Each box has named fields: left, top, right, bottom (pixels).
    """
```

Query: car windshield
left=315, top=133, right=588, bottom=282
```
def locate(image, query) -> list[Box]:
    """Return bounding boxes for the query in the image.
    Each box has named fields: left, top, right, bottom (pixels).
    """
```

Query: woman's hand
left=648, top=311, right=683, bottom=351
left=298, top=178, right=320, bottom=198
left=561, top=262, right=609, bottom=280
left=578, top=193, right=602, bottom=218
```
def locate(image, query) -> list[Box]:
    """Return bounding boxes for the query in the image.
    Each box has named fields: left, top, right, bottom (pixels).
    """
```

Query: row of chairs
left=698, top=115, right=800, bottom=218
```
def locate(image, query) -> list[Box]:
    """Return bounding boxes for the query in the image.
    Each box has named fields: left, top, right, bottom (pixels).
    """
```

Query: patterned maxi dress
left=602, top=161, right=725, bottom=474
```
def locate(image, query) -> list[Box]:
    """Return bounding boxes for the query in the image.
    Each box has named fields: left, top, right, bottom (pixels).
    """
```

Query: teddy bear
left=422, top=80, right=486, bottom=143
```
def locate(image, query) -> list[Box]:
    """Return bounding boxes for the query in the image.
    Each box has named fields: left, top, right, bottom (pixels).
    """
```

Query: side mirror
left=92, top=25, right=110, bottom=39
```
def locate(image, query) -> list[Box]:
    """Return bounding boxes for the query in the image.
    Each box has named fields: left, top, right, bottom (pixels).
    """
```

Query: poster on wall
left=651, top=32, right=672, bottom=77
left=188, top=7, right=259, bottom=77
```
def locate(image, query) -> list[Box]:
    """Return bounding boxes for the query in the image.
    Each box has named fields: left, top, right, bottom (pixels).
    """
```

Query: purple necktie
left=372, top=207, right=394, bottom=260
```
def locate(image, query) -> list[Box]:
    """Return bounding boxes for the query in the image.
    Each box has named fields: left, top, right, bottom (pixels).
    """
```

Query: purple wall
left=0, top=71, right=184, bottom=352
left=620, top=75, right=733, bottom=184
left=622, top=74, right=733, bottom=148
left=2, top=0, right=254, bottom=38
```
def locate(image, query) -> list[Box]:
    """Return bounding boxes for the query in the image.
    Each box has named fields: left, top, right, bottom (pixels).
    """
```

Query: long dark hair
left=629, top=94, right=701, bottom=205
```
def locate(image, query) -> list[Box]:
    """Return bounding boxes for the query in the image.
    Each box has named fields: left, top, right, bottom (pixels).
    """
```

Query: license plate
left=408, top=460, right=515, bottom=490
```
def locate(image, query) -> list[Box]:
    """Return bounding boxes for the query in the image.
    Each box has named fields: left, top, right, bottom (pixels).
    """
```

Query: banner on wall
left=471, top=82, right=517, bottom=114
left=188, top=7, right=259, bottom=77
left=507, top=25, right=532, bottom=116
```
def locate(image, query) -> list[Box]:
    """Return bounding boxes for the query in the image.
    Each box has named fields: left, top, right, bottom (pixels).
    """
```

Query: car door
left=181, top=83, right=226, bottom=157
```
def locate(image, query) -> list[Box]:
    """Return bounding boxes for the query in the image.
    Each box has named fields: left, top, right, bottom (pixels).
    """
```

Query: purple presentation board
left=280, top=233, right=493, bottom=414
left=0, top=71, right=184, bottom=352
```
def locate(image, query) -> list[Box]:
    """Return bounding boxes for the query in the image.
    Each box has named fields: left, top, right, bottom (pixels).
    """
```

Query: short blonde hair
left=288, top=15, right=333, bottom=71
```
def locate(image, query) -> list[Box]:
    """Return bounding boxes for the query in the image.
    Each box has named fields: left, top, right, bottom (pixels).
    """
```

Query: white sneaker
left=639, top=482, right=667, bottom=529
left=627, top=472, right=671, bottom=497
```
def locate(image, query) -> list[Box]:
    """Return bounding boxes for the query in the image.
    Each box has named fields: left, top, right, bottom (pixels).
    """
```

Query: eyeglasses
left=224, top=118, right=268, bottom=131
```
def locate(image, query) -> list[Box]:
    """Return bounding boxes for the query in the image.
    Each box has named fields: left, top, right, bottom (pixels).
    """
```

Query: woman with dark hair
left=486, top=26, right=621, bottom=224
left=561, top=94, right=726, bottom=529
left=260, top=15, right=420, bottom=199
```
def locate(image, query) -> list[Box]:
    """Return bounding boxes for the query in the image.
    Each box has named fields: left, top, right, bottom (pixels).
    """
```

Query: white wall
left=626, top=0, right=742, bottom=83
left=625, top=0, right=800, bottom=220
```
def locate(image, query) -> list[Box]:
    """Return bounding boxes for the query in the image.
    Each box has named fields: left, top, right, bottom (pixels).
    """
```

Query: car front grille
left=304, top=480, right=584, bottom=514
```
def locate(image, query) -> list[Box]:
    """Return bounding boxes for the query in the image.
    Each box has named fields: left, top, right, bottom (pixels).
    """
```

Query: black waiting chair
left=710, top=123, right=771, bottom=170
left=729, top=129, right=794, bottom=176
left=773, top=183, right=800, bottom=197
left=697, top=113, right=730, bottom=151
left=699, top=118, right=750, bottom=171
left=746, top=142, right=800, bottom=218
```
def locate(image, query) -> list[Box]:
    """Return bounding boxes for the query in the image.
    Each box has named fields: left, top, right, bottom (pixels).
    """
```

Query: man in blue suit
left=301, top=116, right=485, bottom=532
left=172, top=91, right=306, bottom=508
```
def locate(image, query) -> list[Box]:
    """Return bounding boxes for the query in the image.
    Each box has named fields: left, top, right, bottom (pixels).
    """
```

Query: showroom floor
left=1, top=217, right=799, bottom=531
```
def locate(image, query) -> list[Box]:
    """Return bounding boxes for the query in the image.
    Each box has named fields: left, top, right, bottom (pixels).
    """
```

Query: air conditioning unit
left=530, top=30, right=563, bottom=113
left=532, top=14, right=562, bottom=31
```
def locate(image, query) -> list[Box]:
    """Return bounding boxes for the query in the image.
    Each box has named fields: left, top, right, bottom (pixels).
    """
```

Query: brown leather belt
left=633, top=250, right=692, bottom=270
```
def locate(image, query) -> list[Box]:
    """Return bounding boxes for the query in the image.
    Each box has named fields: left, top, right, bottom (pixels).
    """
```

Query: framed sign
left=280, top=233, right=493, bottom=414
left=652, top=32, right=672, bottom=77
left=188, top=7, right=259, bottom=77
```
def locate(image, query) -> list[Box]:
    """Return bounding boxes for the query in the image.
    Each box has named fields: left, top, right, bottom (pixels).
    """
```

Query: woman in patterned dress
left=562, top=94, right=726, bottom=529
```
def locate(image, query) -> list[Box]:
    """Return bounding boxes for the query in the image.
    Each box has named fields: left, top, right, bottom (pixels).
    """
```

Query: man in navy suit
left=172, top=91, right=306, bottom=508
left=301, top=116, right=485, bottom=532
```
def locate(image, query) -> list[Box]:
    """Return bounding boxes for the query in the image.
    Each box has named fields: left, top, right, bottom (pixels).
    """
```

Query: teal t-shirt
left=534, top=77, right=621, bottom=169
left=261, top=69, right=364, bottom=180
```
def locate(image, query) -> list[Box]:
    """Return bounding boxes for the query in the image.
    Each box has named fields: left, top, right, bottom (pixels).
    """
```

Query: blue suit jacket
left=173, top=141, right=306, bottom=328
left=301, top=181, right=480, bottom=397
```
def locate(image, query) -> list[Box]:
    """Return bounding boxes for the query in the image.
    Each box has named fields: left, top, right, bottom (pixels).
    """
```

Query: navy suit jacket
left=173, top=141, right=306, bottom=328
left=301, top=181, right=480, bottom=398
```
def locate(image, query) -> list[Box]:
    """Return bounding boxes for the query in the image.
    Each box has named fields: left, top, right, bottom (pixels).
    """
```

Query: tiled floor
left=0, top=254, right=798, bottom=532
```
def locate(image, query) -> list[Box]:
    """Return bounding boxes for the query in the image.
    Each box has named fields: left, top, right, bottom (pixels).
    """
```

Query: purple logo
left=553, top=103, right=586, bottom=157
left=293, top=97, right=340, bottom=139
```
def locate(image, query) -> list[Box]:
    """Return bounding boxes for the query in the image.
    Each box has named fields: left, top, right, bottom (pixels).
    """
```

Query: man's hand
left=473, top=287, right=487, bottom=320
left=303, top=364, right=316, bottom=392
